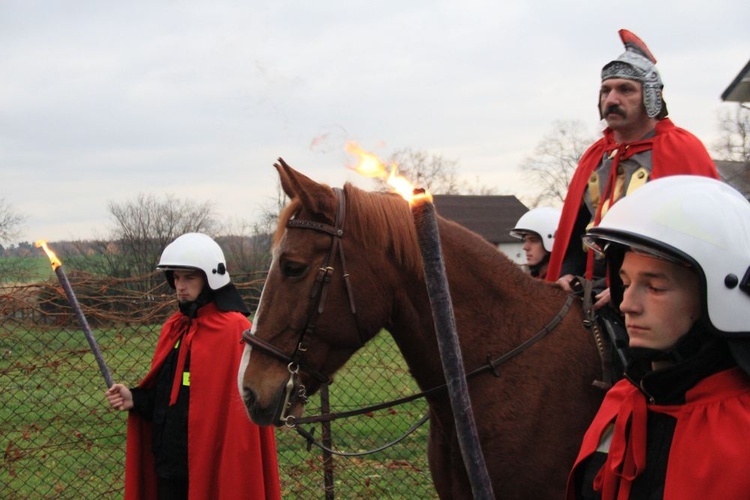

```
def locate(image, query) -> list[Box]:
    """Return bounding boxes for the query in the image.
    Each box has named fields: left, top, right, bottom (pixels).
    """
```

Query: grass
left=275, top=332, right=435, bottom=498
left=0, top=323, right=437, bottom=498
left=1, top=323, right=154, bottom=498
left=0, top=256, right=56, bottom=284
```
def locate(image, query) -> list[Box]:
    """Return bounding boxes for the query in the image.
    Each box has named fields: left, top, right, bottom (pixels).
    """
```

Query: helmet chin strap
left=178, top=285, right=215, bottom=318
left=628, top=320, right=708, bottom=369
left=528, top=253, right=550, bottom=278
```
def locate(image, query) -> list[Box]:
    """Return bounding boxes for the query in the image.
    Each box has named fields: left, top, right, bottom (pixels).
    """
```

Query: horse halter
left=242, top=187, right=359, bottom=425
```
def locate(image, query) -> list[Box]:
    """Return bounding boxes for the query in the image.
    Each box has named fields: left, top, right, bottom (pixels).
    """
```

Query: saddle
left=570, top=276, right=630, bottom=390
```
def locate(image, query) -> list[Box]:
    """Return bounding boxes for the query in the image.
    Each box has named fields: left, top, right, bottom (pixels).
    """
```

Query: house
left=432, top=195, right=530, bottom=264
left=719, top=59, right=750, bottom=200
left=721, top=59, right=750, bottom=103
left=716, top=160, right=750, bottom=200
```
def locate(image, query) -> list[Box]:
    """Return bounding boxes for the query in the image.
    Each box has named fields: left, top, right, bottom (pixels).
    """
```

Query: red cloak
left=546, top=118, right=718, bottom=281
left=124, top=302, right=281, bottom=499
left=566, top=368, right=750, bottom=499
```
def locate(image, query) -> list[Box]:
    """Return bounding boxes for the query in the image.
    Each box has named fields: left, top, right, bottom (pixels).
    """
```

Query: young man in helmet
left=509, top=207, right=561, bottom=279
left=547, top=29, right=718, bottom=308
left=566, top=176, right=750, bottom=499
left=105, top=233, right=281, bottom=500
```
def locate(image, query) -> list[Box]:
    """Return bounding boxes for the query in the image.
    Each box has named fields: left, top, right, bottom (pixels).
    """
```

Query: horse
left=238, top=159, right=605, bottom=499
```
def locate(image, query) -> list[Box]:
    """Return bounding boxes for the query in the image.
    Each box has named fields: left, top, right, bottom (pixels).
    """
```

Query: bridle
left=242, top=187, right=359, bottom=425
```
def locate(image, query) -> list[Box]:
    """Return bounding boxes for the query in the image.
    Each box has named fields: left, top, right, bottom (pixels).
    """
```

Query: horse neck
left=386, top=218, right=549, bottom=392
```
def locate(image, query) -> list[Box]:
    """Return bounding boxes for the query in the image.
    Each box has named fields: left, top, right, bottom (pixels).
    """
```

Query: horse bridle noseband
left=242, top=187, right=359, bottom=425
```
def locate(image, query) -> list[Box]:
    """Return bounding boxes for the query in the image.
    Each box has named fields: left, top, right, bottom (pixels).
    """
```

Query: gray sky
left=2, top=0, right=748, bottom=244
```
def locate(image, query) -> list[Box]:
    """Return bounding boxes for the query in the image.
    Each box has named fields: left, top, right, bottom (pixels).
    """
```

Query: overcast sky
left=2, top=1, right=748, bottom=245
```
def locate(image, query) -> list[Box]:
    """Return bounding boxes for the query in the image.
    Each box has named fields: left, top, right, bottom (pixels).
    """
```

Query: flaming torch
left=35, top=240, right=114, bottom=389
left=347, top=142, right=494, bottom=499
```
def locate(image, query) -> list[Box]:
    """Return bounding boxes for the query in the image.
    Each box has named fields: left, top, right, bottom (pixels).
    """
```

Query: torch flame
left=35, top=240, right=62, bottom=270
left=345, top=141, right=432, bottom=205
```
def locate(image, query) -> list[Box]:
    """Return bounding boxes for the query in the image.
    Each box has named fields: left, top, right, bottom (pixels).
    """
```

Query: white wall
left=498, top=242, right=526, bottom=265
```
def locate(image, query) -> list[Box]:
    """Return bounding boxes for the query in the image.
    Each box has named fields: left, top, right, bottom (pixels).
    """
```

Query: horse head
left=238, top=159, right=421, bottom=426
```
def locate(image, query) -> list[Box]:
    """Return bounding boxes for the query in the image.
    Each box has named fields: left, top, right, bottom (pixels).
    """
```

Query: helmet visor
left=583, top=230, right=694, bottom=268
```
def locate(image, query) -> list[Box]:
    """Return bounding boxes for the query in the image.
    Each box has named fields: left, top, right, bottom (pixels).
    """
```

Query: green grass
left=0, top=324, right=155, bottom=498
left=0, top=256, right=56, bottom=283
left=274, top=333, right=435, bottom=498
left=0, top=324, right=436, bottom=498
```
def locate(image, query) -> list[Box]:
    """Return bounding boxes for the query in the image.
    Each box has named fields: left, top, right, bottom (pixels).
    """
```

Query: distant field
left=0, top=255, right=112, bottom=283
left=0, top=256, right=56, bottom=283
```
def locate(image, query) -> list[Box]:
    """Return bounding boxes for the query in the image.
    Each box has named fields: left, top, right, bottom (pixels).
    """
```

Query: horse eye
left=281, top=260, right=308, bottom=278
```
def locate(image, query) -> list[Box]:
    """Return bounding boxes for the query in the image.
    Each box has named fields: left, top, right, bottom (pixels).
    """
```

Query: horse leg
left=427, top=415, right=473, bottom=499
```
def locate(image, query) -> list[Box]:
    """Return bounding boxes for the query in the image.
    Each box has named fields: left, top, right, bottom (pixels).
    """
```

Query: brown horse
left=238, top=160, right=604, bottom=499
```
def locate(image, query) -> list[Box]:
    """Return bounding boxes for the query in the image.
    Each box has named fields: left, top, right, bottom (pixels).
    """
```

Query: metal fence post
left=320, top=382, right=335, bottom=499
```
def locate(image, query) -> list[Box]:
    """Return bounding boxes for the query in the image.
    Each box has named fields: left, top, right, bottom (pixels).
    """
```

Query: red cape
left=566, top=368, right=750, bottom=499
left=124, top=303, right=281, bottom=500
left=546, top=118, right=718, bottom=281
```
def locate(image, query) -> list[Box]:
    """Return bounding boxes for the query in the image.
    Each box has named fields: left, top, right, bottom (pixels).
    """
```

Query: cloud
left=1, top=0, right=748, bottom=243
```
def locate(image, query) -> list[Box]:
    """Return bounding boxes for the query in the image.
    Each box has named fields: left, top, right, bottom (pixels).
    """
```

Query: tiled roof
left=432, top=195, right=529, bottom=244
left=721, top=59, right=750, bottom=103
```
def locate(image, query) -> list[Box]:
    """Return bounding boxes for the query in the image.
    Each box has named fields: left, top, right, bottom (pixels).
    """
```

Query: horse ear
left=273, top=158, right=338, bottom=220
left=274, top=158, right=299, bottom=200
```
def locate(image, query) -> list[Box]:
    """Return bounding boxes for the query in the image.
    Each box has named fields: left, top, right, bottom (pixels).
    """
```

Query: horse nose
left=241, top=386, right=258, bottom=416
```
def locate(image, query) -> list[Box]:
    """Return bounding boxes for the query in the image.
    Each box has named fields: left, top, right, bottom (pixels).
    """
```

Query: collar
left=625, top=323, right=735, bottom=404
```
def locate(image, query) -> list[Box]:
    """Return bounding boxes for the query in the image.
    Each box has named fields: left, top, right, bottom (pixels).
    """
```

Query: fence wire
left=0, top=271, right=435, bottom=499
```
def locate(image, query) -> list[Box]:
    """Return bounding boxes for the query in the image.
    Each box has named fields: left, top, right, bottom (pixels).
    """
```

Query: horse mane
left=272, top=182, right=423, bottom=274
left=343, top=183, right=423, bottom=274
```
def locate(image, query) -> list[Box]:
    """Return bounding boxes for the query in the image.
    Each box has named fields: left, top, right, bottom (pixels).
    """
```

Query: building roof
left=721, top=59, right=750, bottom=103
left=716, top=160, right=750, bottom=199
left=432, top=195, right=529, bottom=245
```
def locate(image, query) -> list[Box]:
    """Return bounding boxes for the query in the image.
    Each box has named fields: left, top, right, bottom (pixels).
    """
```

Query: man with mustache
left=546, top=29, right=718, bottom=307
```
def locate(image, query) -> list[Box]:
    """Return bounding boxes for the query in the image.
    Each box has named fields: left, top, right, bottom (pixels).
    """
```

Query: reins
left=295, top=414, right=431, bottom=457
left=292, top=293, right=575, bottom=426
left=289, top=293, right=575, bottom=457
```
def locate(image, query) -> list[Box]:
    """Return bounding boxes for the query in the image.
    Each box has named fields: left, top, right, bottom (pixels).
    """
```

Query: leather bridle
left=242, top=187, right=359, bottom=425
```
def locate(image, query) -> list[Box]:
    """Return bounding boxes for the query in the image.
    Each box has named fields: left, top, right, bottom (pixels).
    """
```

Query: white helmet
left=584, top=176, right=750, bottom=338
left=510, top=207, right=561, bottom=253
left=157, top=233, right=230, bottom=290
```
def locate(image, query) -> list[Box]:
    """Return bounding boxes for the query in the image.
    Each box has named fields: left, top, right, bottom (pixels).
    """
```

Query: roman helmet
left=601, top=29, right=667, bottom=119
left=583, top=176, right=750, bottom=339
left=510, top=207, right=561, bottom=253
left=157, top=232, right=230, bottom=290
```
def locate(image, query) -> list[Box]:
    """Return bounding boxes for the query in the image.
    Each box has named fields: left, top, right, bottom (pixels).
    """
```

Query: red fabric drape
left=124, top=303, right=281, bottom=499
left=566, top=368, right=750, bottom=499
left=546, top=118, right=718, bottom=282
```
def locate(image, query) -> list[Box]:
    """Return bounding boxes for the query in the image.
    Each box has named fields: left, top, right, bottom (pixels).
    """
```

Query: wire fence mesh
left=1, top=271, right=436, bottom=498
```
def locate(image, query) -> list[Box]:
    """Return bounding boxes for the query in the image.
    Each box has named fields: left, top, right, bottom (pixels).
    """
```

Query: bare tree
left=462, top=175, right=500, bottom=196
left=519, top=120, right=597, bottom=207
left=102, top=193, right=218, bottom=280
left=219, top=178, right=287, bottom=272
left=371, top=148, right=463, bottom=194
left=713, top=105, right=750, bottom=163
left=0, top=198, right=25, bottom=245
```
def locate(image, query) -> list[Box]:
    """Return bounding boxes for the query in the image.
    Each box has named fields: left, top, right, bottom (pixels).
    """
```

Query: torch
left=35, top=240, right=114, bottom=389
left=347, top=143, right=494, bottom=499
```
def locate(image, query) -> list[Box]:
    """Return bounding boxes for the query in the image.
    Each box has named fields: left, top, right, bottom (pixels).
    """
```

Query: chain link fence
left=1, top=270, right=435, bottom=498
